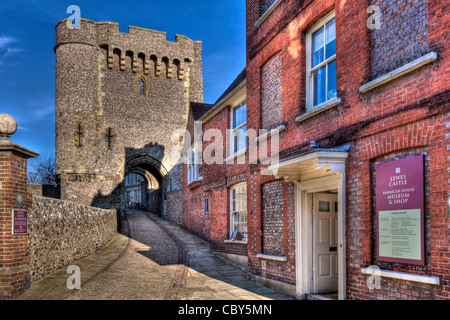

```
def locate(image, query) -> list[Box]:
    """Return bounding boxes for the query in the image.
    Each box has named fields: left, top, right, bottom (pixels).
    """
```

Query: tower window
left=139, top=79, right=145, bottom=97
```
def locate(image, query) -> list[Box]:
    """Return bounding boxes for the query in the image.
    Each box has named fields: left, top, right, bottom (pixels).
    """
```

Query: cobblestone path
left=16, top=211, right=293, bottom=300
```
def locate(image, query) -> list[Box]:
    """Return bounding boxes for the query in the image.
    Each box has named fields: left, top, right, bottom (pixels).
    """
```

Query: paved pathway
left=16, top=211, right=293, bottom=300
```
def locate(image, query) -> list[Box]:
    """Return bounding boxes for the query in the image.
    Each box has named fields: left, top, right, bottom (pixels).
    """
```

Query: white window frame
left=187, top=144, right=203, bottom=184
left=230, top=100, right=247, bottom=156
left=230, top=182, right=248, bottom=240
left=306, top=11, right=337, bottom=111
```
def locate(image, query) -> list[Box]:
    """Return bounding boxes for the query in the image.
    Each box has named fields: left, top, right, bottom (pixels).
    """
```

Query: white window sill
left=254, top=0, right=283, bottom=28
left=256, top=253, right=287, bottom=262
left=359, top=52, right=437, bottom=93
left=224, top=239, right=248, bottom=245
left=187, top=178, right=203, bottom=187
left=296, top=97, right=341, bottom=123
left=255, top=125, right=285, bottom=142
left=361, top=267, right=440, bottom=285
left=225, top=148, right=247, bottom=164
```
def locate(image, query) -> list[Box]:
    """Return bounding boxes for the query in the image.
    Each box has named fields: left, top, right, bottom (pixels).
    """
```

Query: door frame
left=294, top=173, right=347, bottom=300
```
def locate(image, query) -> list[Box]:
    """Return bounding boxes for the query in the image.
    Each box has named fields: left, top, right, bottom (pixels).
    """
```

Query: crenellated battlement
left=55, top=18, right=202, bottom=79
left=99, top=44, right=190, bottom=80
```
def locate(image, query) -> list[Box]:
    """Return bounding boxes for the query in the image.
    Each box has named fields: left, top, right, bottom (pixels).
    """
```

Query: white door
left=313, top=193, right=338, bottom=293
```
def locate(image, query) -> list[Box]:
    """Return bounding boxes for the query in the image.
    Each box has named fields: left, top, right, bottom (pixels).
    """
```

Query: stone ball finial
left=0, top=113, right=18, bottom=141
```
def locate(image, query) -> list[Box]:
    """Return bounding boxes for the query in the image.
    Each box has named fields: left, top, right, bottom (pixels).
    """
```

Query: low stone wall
left=27, top=196, right=117, bottom=282
left=28, top=183, right=61, bottom=199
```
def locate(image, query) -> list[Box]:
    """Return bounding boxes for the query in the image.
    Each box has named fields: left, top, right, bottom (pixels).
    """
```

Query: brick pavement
left=15, top=211, right=293, bottom=300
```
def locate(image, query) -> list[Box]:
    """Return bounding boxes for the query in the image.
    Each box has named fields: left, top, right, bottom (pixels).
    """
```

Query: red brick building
left=183, top=0, right=449, bottom=300
left=183, top=70, right=250, bottom=266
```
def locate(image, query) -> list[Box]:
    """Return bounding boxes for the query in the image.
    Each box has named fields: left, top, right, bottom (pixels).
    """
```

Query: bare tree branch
left=28, top=153, right=59, bottom=186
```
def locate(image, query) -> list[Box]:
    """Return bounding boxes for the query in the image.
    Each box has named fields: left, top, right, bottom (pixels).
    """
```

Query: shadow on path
left=15, top=210, right=293, bottom=300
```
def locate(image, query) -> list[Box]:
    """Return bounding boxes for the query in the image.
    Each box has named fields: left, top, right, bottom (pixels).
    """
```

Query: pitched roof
left=214, top=68, right=246, bottom=104
left=190, top=102, right=214, bottom=121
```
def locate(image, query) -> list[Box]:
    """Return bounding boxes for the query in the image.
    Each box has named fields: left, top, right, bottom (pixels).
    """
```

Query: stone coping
left=361, top=267, right=440, bottom=285
left=295, top=97, right=341, bottom=123
left=0, top=140, right=39, bottom=158
left=256, top=253, right=288, bottom=262
left=359, top=52, right=437, bottom=93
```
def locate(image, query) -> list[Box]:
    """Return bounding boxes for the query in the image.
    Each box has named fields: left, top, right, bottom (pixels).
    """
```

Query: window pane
left=319, top=201, right=330, bottom=212
left=139, top=79, right=145, bottom=96
left=233, top=106, right=239, bottom=129
left=198, top=163, right=203, bottom=177
left=233, top=125, right=247, bottom=153
left=239, top=125, right=247, bottom=151
left=233, top=104, right=246, bottom=129
left=327, top=60, right=337, bottom=100
left=312, top=26, right=324, bottom=67
left=240, top=103, right=247, bottom=125
left=313, top=66, right=326, bottom=106
left=325, top=18, right=336, bottom=59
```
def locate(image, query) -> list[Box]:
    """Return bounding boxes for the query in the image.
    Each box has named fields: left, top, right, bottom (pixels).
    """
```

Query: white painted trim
left=255, top=125, right=286, bottom=142
left=254, top=0, right=283, bottom=28
left=361, top=268, right=440, bottom=285
left=291, top=157, right=347, bottom=300
left=305, top=11, right=336, bottom=111
left=256, top=253, right=288, bottom=262
left=229, top=182, right=248, bottom=240
left=296, top=97, right=341, bottom=123
left=359, top=52, right=438, bottom=93
left=199, top=81, right=246, bottom=124
left=224, top=239, right=248, bottom=244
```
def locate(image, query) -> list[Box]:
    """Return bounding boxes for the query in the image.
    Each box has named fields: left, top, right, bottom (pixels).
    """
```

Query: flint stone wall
left=27, top=196, right=117, bottom=282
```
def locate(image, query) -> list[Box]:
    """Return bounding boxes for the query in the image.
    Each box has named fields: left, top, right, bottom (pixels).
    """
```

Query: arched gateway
left=54, top=18, right=203, bottom=224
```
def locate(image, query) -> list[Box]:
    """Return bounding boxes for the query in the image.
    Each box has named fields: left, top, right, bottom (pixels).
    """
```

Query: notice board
left=375, top=154, right=425, bottom=265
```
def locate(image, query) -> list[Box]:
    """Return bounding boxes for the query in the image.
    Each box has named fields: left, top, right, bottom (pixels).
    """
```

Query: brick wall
left=370, top=0, right=429, bottom=79
left=262, top=180, right=284, bottom=255
left=248, top=172, right=296, bottom=285
left=245, top=0, right=449, bottom=299
left=346, top=112, right=449, bottom=300
left=261, top=53, right=283, bottom=130
left=183, top=86, right=250, bottom=257
left=0, top=152, right=31, bottom=299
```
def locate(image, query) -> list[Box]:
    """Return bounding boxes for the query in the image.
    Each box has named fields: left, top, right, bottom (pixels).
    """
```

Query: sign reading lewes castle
left=375, top=155, right=425, bottom=265
left=12, top=209, right=28, bottom=235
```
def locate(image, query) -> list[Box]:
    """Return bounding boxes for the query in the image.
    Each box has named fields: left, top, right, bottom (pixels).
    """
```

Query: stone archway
left=123, top=155, right=169, bottom=217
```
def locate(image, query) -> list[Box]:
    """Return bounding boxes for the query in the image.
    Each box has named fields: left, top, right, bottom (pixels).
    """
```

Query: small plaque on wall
left=375, top=154, right=425, bottom=265
left=12, top=209, right=28, bottom=235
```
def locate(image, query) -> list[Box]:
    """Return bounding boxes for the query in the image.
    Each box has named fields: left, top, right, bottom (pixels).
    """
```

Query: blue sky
left=0, top=0, right=246, bottom=170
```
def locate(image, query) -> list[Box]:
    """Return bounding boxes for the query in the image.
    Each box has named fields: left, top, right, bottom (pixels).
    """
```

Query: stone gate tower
left=55, top=18, right=203, bottom=224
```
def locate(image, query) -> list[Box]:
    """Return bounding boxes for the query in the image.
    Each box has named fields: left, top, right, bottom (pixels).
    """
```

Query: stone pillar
left=0, top=114, right=39, bottom=299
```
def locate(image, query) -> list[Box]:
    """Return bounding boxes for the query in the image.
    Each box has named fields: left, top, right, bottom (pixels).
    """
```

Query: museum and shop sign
left=375, top=155, right=425, bottom=265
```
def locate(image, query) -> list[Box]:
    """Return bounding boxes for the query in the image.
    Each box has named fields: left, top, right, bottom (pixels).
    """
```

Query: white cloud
left=0, top=36, right=23, bottom=66
left=4, top=47, right=23, bottom=57
left=0, top=36, right=15, bottom=48
left=32, top=105, right=55, bottom=120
